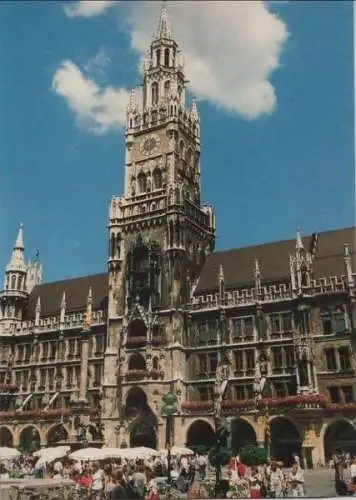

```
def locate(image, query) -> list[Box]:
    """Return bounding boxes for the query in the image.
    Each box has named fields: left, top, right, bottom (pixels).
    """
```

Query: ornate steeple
left=4, top=223, right=27, bottom=292
left=295, top=226, right=304, bottom=252
left=156, top=0, right=172, bottom=41
left=0, top=224, right=29, bottom=327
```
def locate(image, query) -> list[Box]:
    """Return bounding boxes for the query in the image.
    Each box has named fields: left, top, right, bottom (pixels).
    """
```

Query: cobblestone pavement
left=303, top=468, right=336, bottom=497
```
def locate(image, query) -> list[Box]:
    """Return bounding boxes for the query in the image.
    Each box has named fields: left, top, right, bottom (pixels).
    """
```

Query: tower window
left=138, top=173, right=147, bottom=193
left=153, top=168, right=162, bottom=189
left=151, top=82, right=159, bottom=106
left=156, top=49, right=161, bottom=67
left=164, top=48, right=170, bottom=67
left=164, top=80, right=170, bottom=99
left=10, top=275, right=16, bottom=290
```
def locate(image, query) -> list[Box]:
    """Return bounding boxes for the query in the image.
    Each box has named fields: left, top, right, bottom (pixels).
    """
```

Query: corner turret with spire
left=0, top=224, right=42, bottom=331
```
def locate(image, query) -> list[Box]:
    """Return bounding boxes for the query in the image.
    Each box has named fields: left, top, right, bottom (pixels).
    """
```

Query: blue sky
left=0, top=0, right=354, bottom=283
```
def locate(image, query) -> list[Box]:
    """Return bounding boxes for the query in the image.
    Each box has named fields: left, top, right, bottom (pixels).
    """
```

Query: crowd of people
left=0, top=449, right=308, bottom=499
left=224, top=455, right=305, bottom=499
left=331, top=450, right=356, bottom=496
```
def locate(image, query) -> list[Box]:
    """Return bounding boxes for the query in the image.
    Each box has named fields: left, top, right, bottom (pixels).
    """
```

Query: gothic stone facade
left=0, top=3, right=355, bottom=467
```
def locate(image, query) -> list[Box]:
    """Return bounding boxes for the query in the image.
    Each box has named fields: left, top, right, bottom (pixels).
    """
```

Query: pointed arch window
left=110, top=233, right=116, bottom=259
left=164, top=80, right=171, bottom=99
left=179, top=140, right=185, bottom=157
left=138, top=173, right=147, bottom=193
left=185, top=148, right=193, bottom=166
left=10, top=275, right=16, bottom=290
left=151, top=82, right=159, bottom=106
left=153, top=168, right=162, bottom=189
left=164, top=48, right=170, bottom=67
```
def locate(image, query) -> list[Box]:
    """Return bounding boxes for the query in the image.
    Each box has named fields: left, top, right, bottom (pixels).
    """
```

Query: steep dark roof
left=195, top=227, right=356, bottom=294
left=25, top=273, right=108, bottom=319
left=23, top=227, right=355, bottom=316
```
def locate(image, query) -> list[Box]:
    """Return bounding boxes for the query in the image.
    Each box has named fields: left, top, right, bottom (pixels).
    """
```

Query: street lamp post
left=161, top=391, right=178, bottom=489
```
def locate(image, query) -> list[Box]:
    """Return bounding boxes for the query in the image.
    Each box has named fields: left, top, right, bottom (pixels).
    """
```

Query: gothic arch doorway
left=47, top=424, right=68, bottom=445
left=324, top=420, right=356, bottom=461
left=0, top=427, right=13, bottom=447
left=19, top=426, right=41, bottom=452
left=125, top=386, right=148, bottom=416
left=130, top=422, right=157, bottom=449
left=186, top=420, right=216, bottom=451
left=231, top=419, right=257, bottom=454
left=270, top=418, right=301, bottom=467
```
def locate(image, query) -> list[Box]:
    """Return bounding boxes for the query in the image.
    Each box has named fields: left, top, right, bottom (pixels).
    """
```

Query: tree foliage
left=208, top=445, right=232, bottom=468
left=239, top=444, right=267, bottom=466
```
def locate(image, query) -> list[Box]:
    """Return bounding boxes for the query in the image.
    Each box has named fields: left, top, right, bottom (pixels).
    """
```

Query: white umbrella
left=125, top=447, right=159, bottom=459
left=161, top=446, right=194, bottom=456
left=35, top=446, right=71, bottom=467
left=68, top=447, right=109, bottom=462
left=101, top=447, right=132, bottom=459
left=0, top=447, right=21, bottom=461
left=33, top=446, right=70, bottom=458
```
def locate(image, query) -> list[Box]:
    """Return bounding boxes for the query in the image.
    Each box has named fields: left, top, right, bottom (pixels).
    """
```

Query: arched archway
left=270, top=418, right=301, bottom=467
left=324, top=420, right=356, bottom=461
left=0, top=427, right=13, bottom=447
left=231, top=418, right=257, bottom=454
left=128, top=353, right=146, bottom=371
left=126, top=386, right=147, bottom=409
left=127, top=319, right=147, bottom=347
left=46, top=424, right=68, bottom=445
left=130, top=422, right=157, bottom=449
left=186, top=420, right=216, bottom=451
left=19, top=426, right=41, bottom=452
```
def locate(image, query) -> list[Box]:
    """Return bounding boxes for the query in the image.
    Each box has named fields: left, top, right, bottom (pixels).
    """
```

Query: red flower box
left=181, top=394, right=328, bottom=413
left=0, top=384, right=18, bottom=391
left=0, top=407, right=101, bottom=421
left=150, top=369, right=164, bottom=379
left=126, top=336, right=146, bottom=347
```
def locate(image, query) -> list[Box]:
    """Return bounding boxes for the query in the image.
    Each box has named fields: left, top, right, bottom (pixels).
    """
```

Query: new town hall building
left=0, top=3, right=355, bottom=468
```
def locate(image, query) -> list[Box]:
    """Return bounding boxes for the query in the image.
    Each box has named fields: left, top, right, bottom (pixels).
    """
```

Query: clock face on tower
left=139, top=134, right=160, bottom=156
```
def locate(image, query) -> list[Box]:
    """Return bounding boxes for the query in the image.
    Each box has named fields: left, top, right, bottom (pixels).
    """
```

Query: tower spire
left=7, top=223, right=26, bottom=273
left=156, top=0, right=171, bottom=40
left=296, top=226, right=304, bottom=251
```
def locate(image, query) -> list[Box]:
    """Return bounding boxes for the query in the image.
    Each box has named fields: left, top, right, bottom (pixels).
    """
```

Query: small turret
left=60, top=292, right=66, bottom=325
left=35, top=296, right=41, bottom=327
left=219, top=264, right=225, bottom=302
left=4, top=223, right=27, bottom=292
left=344, top=243, right=354, bottom=290
left=295, top=226, right=304, bottom=252
left=27, top=250, right=42, bottom=294
left=254, top=258, right=262, bottom=298
left=83, top=287, right=93, bottom=331
left=0, top=224, right=29, bottom=327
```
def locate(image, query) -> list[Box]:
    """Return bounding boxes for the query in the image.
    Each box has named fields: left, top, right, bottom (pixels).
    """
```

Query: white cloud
left=84, top=48, right=111, bottom=80
left=52, top=61, right=129, bottom=134
left=64, top=0, right=117, bottom=19
left=124, top=1, right=289, bottom=119
left=56, top=0, right=288, bottom=133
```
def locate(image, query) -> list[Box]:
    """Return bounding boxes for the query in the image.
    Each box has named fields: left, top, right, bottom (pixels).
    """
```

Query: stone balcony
left=124, top=369, right=164, bottom=382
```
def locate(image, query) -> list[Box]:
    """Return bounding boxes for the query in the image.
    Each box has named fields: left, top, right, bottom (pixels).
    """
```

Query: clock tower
left=103, top=1, right=215, bottom=447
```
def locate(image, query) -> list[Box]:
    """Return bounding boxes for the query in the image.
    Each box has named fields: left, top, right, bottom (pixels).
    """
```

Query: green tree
left=239, top=444, right=267, bottom=466
left=208, top=445, right=232, bottom=468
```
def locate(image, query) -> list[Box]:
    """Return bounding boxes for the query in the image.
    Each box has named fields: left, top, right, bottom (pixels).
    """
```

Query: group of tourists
left=331, top=449, right=356, bottom=496
left=223, top=455, right=305, bottom=499
left=0, top=448, right=308, bottom=499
